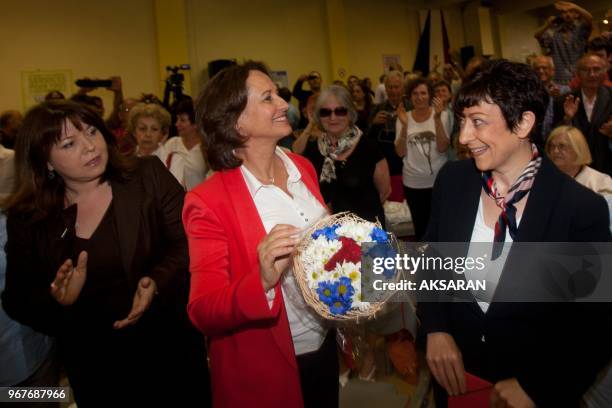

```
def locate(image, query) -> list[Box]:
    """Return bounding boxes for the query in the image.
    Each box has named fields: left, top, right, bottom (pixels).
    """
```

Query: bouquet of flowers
left=293, top=212, right=399, bottom=322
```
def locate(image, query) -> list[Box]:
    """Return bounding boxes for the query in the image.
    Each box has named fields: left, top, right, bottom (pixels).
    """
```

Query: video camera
left=163, top=64, right=191, bottom=109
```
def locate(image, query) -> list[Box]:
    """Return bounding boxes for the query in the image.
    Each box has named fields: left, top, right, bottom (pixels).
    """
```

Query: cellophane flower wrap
left=293, top=212, right=399, bottom=321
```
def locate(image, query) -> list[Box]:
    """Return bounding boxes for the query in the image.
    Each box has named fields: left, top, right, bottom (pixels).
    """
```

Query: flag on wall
left=441, top=10, right=451, bottom=64
left=412, top=10, right=431, bottom=76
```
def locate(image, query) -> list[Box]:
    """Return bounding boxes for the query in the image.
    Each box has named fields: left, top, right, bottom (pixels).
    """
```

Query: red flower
left=324, top=237, right=362, bottom=271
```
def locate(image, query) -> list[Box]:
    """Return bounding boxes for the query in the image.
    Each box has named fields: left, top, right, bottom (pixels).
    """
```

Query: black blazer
left=419, top=157, right=612, bottom=407
left=553, top=86, right=612, bottom=176
left=1, top=157, right=190, bottom=336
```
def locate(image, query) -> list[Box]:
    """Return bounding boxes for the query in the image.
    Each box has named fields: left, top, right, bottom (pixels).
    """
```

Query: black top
left=303, top=136, right=386, bottom=228
left=72, top=201, right=131, bottom=327
left=419, top=157, right=612, bottom=407
left=1, top=157, right=210, bottom=405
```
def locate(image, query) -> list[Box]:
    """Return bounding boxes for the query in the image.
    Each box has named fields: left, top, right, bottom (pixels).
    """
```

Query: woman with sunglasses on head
left=394, top=77, right=450, bottom=240
left=1, top=100, right=211, bottom=407
left=300, top=85, right=391, bottom=227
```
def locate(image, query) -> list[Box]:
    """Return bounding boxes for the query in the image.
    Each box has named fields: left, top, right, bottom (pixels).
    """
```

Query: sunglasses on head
left=319, top=107, right=348, bottom=117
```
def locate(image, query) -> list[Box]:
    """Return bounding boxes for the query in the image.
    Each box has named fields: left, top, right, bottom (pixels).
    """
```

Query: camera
left=163, top=64, right=191, bottom=109
left=551, top=16, right=565, bottom=26
left=75, top=79, right=113, bottom=88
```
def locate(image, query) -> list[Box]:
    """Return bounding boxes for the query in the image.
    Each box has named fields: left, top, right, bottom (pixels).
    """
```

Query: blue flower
left=316, top=281, right=336, bottom=306
left=312, top=225, right=340, bottom=241
left=329, top=298, right=352, bottom=315
left=369, top=227, right=389, bottom=242
left=334, top=276, right=355, bottom=301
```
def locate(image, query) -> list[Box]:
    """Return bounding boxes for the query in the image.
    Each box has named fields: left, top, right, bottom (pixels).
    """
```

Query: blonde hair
left=546, top=126, right=592, bottom=166
left=127, top=103, right=171, bottom=136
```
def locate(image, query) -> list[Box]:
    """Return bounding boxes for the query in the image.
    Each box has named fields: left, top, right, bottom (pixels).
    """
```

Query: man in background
left=0, top=110, right=22, bottom=150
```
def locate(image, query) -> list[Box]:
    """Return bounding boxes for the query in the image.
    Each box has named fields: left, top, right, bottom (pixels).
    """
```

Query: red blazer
left=183, top=152, right=326, bottom=407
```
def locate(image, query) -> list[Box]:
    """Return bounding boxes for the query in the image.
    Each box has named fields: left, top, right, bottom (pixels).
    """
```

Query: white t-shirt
left=164, top=136, right=208, bottom=191
left=374, top=83, right=387, bottom=104
left=396, top=110, right=449, bottom=189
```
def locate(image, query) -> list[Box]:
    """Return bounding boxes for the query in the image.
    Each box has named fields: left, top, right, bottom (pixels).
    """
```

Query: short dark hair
left=406, top=78, right=434, bottom=102
left=433, top=80, right=452, bottom=94
left=195, top=60, right=269, bottom=171
left=454, top=59, right=547, bottom=142
left=174, top=98, right=195, bottom=124
left=2, top=100, right=136, bottom=219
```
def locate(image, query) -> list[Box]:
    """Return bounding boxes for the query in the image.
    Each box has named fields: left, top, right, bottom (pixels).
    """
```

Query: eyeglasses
left=547, top=142, right=571, bottom=153
left=319, top=107, right=348, bottom=117
left=578, top=67, right=605, bottom=75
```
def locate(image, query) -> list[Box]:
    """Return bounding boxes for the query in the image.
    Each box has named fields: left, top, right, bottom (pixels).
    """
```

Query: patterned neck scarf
left=481, top=143, right=541, bottom=259
left=317, top=126, right=362, bottom=183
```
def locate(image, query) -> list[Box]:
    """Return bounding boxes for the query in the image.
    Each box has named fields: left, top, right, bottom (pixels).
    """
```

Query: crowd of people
left=1, top=2, right=611, bottom=407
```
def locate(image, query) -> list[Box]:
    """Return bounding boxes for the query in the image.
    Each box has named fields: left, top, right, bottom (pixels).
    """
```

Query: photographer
left=534, top=1, right=592, bottom=85
left=73, top=77, right=140, bottom=155
left=292, top=71, right=322, bottom=128
left=367, top=71, right=410, bottom=202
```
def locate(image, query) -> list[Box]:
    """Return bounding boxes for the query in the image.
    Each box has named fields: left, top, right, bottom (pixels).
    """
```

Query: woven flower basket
left=292, top=212, right=402, bottom=323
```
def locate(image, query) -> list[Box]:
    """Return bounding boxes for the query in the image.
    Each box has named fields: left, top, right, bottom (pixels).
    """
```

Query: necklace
left=253, top=162, right=275, bottom=184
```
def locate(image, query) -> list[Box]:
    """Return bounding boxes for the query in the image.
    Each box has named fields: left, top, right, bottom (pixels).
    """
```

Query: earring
left=48, top=170, right=55, bottom=180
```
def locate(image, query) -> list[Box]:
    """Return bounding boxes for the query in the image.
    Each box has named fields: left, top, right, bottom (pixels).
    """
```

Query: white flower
left=336, top=222, right=375, bottom=243
left=302, top=236, right=342, bottom=288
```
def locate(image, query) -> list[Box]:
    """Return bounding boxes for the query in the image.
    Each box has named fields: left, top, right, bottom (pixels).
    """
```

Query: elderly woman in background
left=128, top=103, right=171, bottom=158
left=184, top=61, right=338, bottom=407
left=295, top=85, right=390, bottom=227
left=127, top=102, right=188, bottom=185
left=394, top=78, right=450, bottom=240
left=1, top=100, right=210, bottom=406
left=420, top=60, right=611, bottom=407
left=546, top=125, right=612, bottom=196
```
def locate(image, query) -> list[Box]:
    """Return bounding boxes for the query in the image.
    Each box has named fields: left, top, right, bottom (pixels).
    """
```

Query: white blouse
left=240, top=147, right=328, bottom=355
left=467, top=196, right=521, bottom=313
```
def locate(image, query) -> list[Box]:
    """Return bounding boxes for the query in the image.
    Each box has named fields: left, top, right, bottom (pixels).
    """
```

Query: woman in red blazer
left=183, top=61, right=339, bottom=407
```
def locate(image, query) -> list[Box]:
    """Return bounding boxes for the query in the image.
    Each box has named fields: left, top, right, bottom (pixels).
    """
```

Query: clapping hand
left=563, top=95, right=580, bottom=120
left=372, top=110, right=389, bottom=125
left=397, top=104, right=408, bottom=127
left=50, top=251, right=88, bottom=306
left=433, top=96, right=445, bottom=116
left=113, top=277, right=157, bottom=329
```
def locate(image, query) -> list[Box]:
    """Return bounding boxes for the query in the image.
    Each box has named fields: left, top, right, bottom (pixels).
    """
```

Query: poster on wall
left=21, top=70, right=72, bottom=110
left=269, top=70, right=288, bottom=89
left=382, top=55, right=402, bottom=72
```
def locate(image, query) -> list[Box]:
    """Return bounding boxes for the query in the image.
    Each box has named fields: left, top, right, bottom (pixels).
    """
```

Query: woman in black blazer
left=1, top=101, right=210, bottom=406
left=419, top=60, right=612, bottom=407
